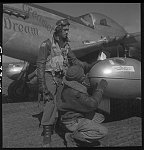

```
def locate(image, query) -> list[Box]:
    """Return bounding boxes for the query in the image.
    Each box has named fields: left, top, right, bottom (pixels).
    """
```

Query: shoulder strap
left=63, top=77, right=88, bottom=94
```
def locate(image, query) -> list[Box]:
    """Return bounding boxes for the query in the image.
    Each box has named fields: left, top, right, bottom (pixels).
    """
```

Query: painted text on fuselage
left=22, top=4, right=55, bottom=33
left=4, top=17, right=39, bottom=36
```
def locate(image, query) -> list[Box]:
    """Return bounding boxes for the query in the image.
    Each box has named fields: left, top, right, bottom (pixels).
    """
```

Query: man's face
left=61, top=25, right=69, bottom=39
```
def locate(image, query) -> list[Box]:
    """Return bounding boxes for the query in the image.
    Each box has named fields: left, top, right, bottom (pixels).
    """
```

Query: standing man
left=36, top=19, right=94, bottom=147
left=56, top=65, right=108, bottom=147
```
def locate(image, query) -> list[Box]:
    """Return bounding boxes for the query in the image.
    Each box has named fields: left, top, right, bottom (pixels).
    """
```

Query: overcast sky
left=37, top=3, right=140, bottom=33
left=3, top=3, right=140, bottom=62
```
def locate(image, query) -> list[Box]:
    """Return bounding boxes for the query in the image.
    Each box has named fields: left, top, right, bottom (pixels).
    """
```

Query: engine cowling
left=6, top=63, right=24, bottom=80
left=89, top=57, right=141, bottom=99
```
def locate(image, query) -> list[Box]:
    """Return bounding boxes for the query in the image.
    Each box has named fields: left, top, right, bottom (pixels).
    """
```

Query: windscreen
left=79, top=13, right=94, bottom=28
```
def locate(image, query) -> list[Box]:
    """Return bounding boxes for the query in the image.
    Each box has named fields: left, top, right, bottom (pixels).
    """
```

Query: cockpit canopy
left=76, top=12, right=126, bottom=32
left=79, top=13, right=94, bottom=28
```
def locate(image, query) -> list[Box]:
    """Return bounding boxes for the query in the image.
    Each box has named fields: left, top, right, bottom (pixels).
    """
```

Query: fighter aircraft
left=3, top=3, right=141, bottom=114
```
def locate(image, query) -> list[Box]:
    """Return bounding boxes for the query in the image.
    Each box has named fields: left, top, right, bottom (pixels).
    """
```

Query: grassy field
left=2, top=62, right=142, bottom=147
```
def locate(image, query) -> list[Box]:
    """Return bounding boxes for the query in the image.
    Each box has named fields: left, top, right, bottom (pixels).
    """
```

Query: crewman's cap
left=65, top=65, right=84, bottom=82
left=56, top=19, right=70, bottom=27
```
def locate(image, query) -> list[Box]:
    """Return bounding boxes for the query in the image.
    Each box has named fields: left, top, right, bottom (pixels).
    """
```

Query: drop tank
left=89, top=57, right=141, bottom=99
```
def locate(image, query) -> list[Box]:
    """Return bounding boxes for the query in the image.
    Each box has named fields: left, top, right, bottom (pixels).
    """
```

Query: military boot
left=42, top=125, right=53, bottom=147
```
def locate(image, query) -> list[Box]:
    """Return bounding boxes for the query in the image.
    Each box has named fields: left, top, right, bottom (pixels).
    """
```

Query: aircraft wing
left=71, top=32, right=141, bottom=60
left=122, top=32, right=141, bottom=60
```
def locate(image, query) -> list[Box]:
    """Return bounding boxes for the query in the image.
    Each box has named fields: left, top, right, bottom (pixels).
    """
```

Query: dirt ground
left=2, top=63, right=142, bottom=147
left=2, top=102, right=142, bottom=148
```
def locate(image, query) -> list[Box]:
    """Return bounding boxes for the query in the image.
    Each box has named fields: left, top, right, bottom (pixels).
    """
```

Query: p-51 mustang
left=3, top=3, right=141, bottom=114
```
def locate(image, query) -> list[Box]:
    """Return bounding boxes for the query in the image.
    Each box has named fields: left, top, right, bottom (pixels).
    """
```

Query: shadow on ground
left=2, top=94, right=38, bottom=104
left=3, top=92, right=141, bottom=123
left=31, top=97, right=141, bottom=130
left=102, top=98, right=141, bottom=123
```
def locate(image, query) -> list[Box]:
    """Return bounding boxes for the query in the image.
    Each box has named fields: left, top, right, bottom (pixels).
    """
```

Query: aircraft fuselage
left=3, top=3, right=127, bottom=63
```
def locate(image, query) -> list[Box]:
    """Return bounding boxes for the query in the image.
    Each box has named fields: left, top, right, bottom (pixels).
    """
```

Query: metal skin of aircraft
left=3, top=3, right=141, bottom=114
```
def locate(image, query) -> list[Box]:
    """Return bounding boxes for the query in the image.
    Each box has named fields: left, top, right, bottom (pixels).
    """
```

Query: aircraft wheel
left=8, top=80, right=29, bottom=101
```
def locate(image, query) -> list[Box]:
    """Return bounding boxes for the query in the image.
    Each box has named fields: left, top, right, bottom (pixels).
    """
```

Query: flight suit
left=36, top=38, right=94, bottom=127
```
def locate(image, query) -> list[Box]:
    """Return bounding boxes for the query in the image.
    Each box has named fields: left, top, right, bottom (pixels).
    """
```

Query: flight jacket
left=56, top=77, right=104, bottom=122
left=36, top=38, right=94, bottom=93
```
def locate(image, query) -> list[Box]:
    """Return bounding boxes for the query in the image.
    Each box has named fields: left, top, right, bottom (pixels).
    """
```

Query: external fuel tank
left=89, top=57, right=141, bottom=99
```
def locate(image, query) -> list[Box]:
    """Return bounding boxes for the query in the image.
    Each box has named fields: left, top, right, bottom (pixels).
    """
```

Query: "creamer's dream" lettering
left=4, top=17, right=39, bottom=36
left=22, top=4, right=55, bottom=33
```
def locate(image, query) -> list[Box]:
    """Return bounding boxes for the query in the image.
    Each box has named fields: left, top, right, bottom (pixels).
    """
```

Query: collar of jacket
left=63, top=77, right=88, bottom=94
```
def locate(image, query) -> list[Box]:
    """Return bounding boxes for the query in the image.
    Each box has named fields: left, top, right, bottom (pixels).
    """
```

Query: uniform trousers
left=40, top=72, right=60, bottom=126
left=63, top=113, right=108, bottom=144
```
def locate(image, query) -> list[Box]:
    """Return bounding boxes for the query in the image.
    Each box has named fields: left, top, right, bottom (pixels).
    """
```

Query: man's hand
left=97, top=79, right=108, bottom=91
left=39, top=85, right=54, bottom=102
left=39, top=84, right=51, bottom=95
left=43, top=91, right=54, bottom=102
left=39, top=85, right=47, bottom=94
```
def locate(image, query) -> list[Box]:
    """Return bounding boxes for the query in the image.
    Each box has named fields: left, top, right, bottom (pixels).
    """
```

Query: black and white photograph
left=2, top=3, right=141, bottom=147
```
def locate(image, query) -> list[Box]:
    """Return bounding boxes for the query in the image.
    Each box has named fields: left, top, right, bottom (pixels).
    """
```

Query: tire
left=8, top=80, right=29, bottom=101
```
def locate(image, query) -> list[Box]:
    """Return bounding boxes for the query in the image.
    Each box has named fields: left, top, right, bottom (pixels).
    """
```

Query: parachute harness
left=45, top=37, right=69, bottom=89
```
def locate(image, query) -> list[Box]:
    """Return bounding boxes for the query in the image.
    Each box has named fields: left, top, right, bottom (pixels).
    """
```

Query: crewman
left=56, top=65, right=108, bottom=147
left=36, top=18, right=95, bottom=147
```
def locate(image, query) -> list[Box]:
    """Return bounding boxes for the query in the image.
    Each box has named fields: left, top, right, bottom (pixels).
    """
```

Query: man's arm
left=67, top=48, right=95, bottom=74
left=75, top=90, right=102, bottom=110
left=75, top=79, right=108, bottom=110
left=36, top=39, right=51, bottom=93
